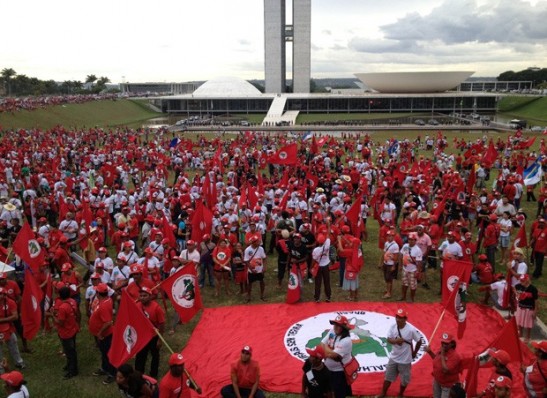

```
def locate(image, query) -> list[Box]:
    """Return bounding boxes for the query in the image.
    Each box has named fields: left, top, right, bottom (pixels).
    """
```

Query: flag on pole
left=191, top=200, right=213, bottom=245
left=21, top=268, right=43, bottom=340
left=523, top=157, right=544, bottom=186
left=160, top=264, right=203, bottom=323
left=13, top=223, right=45, bottom=272
left=302, top=131, right=312, bottom=141
left=463, top=354, right=480, bottom=397
left=269, top=144, right=298, bottom=165
left=108, top=289, right=156, bottom=368
left=345, top=195, right=363, bottom=238
left=481, top=141, right=498, bottom=166
left=442, top=260, right=472, bottom=338
left=169, top=137, right=181, bottom=148
left=513, top=223, right=528, bottom=249
left=286, top=264, right=301, bottom=304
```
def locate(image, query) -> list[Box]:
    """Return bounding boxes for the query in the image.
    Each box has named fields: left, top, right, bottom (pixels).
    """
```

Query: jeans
left=199, top=262, right=215, bottom=287
left=533, top=251, right=544, bottom=278
left=329, top=370, right=352, bottom=398
left=0, top=333, right=24, bottom=370
left=135, top=336, right=160, bottom=378
left=433, top=380, right=451, bottom=398
left=96, top=334, right=116, bottom=376
left=338, top=257, right=346, bottom=286
left=61, top=335, right=78, bottom=375
left=486, top=245, right=497, bottom=273
left=314, top=266, right=331, bottom=301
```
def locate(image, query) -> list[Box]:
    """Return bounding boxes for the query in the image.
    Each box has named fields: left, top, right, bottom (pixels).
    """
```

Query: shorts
left=402, top=270, right=417, bottom=290
left=248, top=272, right=264, bottom=283
left=383, top=264, right=396, bottom=282
left=384, top=359, right=411, bottom=385
left=342, top=278, right=359, bottom=291
left=516, top=307, right=536, bottom=329
left=499, top=235, right=510, bottom=248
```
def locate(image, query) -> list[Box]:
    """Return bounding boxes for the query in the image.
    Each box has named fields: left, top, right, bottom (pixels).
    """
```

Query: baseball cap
left=130, top=264, right=143, bottom=275
left=395, top=308, right=408, bottom=318
left=306, top=345, right=326, bottom=359
left=440, top=333, right=455, bottom=344
left=98, top=247, right=107, bottom=253
left=408, top=233, right=417, bottom=240
left=531, top=340, right=547, bottom=352
left=478, top=254, right=487, bottom=261
left=0, top=272, right=7, bottom=280
left=140, top=287, right=153, bottom=295
left=94, top=283, right=108, bottom=294
left=168, top=353, right=185, bottom=366
left=0, top=371, right=24, bottom=387
left=61, top=263, right=72, bottom=272
left=90, top=273, right=101, bottom=280
left=489, top=349, right=511, bottom=365
left=123, top=241, right=133, bottom=248
left=329, top=315, right=355, bottom=330
left=187, top=240, right=196, bottom=246
left=494, top=375, right=512, bottom=389
left=241, top=345, right=253, bottom=354
left=519, top=274, right=530, bottom=282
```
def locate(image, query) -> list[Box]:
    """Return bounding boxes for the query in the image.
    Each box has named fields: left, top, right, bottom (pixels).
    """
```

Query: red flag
left=108, top=290, right=157, bottom=368
left=247, top=184, right=259, bottom=210
left=13, top=223, right=46, bottom=272
left=481, top=141, right=497, bottom=165
left=58, top=195, right=69, bottom=223
left=286, top=264, right=301, bottom=304
left=306, top=172, right=319, bottom=192
left=102, top=163, right=117, bottom=186
left=513, top=224, right=528, bottom=249
left=79, top=200, right=93, bottom=251
left=463, top=143, right=483, bottom=159
left=257, top=171, right=265, bottom=195
left=0, top=246, right=8, bottom=263
left=280, top=168, right=289, bottom=187
left=517, top=136, right=536, bottom=150
left=441, top=260, right=472, bottom=303
left=191, top=200, right=213, bottom=245
left=483, top=317, right=523, bottom=363
left=269, top=144, right=298, bottom=165
left=345, top=194, right=362, bottom=238
left=278, top=189, right=290, bottom=210
left=466, top=164, right=476, bottom=194
left=238, top=184, right=247, bottom=209
left=311, top=135, right=318, bottom=155
left=463, top=354, right=480, bottom=397
left=21, top=268, right=43, bottom=340
left=160, top=264, right=203, bottom=323
left=162, top=215, right=177, bottom=248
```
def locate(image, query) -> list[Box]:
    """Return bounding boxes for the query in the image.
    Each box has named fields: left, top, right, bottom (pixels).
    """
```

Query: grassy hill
left=498, top=95, right=547, bottom=125
left=0, top=99, right=160, bottom=130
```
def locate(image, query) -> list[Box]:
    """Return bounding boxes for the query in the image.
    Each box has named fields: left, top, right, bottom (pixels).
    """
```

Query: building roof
left=192, top=76, right=262, bottom=97
left=354, top=71, right=474, bottom=93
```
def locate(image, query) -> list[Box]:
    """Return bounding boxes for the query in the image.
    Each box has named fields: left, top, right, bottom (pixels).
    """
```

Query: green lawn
left=0, top=99, right=159, bottom=130
left=498, top=96, right=547, bottom=125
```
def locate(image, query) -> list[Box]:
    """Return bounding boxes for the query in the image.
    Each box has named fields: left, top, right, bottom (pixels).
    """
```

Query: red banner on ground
left=181, top=303, right=531, bottom=398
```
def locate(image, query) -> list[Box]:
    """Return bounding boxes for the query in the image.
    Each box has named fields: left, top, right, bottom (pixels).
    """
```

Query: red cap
left=123, top=241, right=133, bottom=248
left=186, top=240, right=196, bottom=246
left=306, top=345, right=326, bottom=359
left=440, top=332, right=455, bottom=344
left=395, top=308, right=408, bottom=318
left=94, top=283, right=108, bottom=294
left=140, top=287, right=153, bottom=295
left=329, top=315, right=355, bottom=330
left=98, top=247, right=107, bottom=253
left=494, top=375, right=512, bottom=389
left=0, top=272, right=7, bottom=280
left=61, top=263, right=72, bottom=272
left=489, top=349, right=511, bottom=365
left=90, top=273, right=101, bottom=280
left=130, top=264, right=143, bottom=275
left=168, top=353, right=185, bottom=366
left=0, top=371, right=24, bottom=387
left=316, top=234, right=326, bottom=245
left=241, top=345, right=253, bottom=354
left=531, top=340, right=547, bottom=352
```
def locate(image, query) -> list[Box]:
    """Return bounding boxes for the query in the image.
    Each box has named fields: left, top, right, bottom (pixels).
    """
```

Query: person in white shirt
left=179, top=240, right=201, bottom=273
left=438, top=232, right=464, bottom=267
left=507, top=248, right=528, bottom=287
left=497, top=211, right=513, bottom=264
left=321, top=315, right=354, bottom=398
left=377, top=308, right=423, bottom=398
left=93, top=248, right=114, bottom=274
left=312, top=222, right=332, bottom=303
left=399, top=233, right=423, bottom=302
left=244, top=236, right=267, bottom=303
left=380, top=231, right=400, bottom=299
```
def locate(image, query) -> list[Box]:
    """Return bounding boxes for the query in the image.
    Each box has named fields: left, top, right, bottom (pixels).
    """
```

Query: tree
left=95, top=76, right=111, bottom=92
left=85, top=74, right=97, bottom=84
left=1, top=68, right=16, bottom=96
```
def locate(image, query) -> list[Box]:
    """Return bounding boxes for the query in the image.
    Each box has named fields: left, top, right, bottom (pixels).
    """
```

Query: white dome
left=354, top=71, right=474, bottom=93
left=193, top=76, right=262, bottom=97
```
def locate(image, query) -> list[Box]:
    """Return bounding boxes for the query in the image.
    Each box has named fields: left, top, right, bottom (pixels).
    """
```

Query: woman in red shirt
left=213, top=238, right=232, bottom=297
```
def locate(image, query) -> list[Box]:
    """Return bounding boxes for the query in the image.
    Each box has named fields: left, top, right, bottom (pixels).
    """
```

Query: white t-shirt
left=400, top=244, right=422, bottom=272
left=510, top=260, right=527, bottom=286
left=8, top=385, right=29, bottom=398
left=383, top=241, right=400, bottom=266
left=321, top=328, right=353, bottom=372
left=312, top=239, right=331, bottom=267
left=244, top=245, right=266, bottom=273
left=179, top=249, right=201, bottom=267
left=498, top=218, right=512, bottom=237
left=490, top=280, right=507, bottom=307
left=387, top=322, right=422, bottom=364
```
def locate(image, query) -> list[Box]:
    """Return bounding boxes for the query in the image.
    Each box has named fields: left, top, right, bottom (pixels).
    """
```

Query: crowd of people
left=0, top=93, right=121, bottom=114
left=0, top=124, right=545, bottom=397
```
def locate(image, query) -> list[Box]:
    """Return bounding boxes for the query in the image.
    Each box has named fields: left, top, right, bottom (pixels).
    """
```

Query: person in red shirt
left=459, top=232, right=477, bottom=264
left=472, top=255, right=494, bottom=285
left=521, top=340, right=547, bottom=398
left=126, top=264, right=156, bottom=301
left=88, top=283, right=116, bottom=384
left=135, top=287, right=165, bottom=378
left=483, top=214, right=500, bottom=273
left=531, top=218, right=546, bottom=278
left=159, top=353, right=197, bottom=398
left=221, top=345, right=264, bottom=398
left=47, top=286, right=80, bottom=379
left=0, top=287, right=25, bottom=371
left=425, top=332, right=462, bottom=398
left=60, top=263, right=83, bottom=304
left=213, top=238, right=232, bottom=297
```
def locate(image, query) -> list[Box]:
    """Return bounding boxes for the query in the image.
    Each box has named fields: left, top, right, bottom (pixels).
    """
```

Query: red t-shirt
left=483, top=224, right=499, bottom=247
left=532, top=227, right=547, bottom=254
left=126, top=279, right=156, bottom=301
left=138, top=300, right=165, bottom=328
left=0, top=280, right=21, bottom=301
left=159, top=372, right=190, bottom=398
left=0, top=298, right=17, bottom=337
left=475, top=262, right=494, bottom=284
left=230, top=359, right=260, bottom=389
left=88, top=297, right=113, bottom=337
left=432, top=349, right=462, bottom=387
left=56, top=298, right=79, bottom=339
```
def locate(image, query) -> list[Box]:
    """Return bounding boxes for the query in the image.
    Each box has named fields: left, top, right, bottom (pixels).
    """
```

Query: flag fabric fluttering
left=523, top=157, right=544, bottom=186
left=160, top=264, right=203, bottom=323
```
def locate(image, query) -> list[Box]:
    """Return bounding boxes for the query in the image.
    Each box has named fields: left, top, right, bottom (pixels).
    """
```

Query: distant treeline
left=498, top=68, right=547, bottom=87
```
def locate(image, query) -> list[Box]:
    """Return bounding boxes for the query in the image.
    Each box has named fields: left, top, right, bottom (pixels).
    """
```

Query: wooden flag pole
left=154, top=328, right=202, bottom=394
left=428, top=308, right=446, bottom=344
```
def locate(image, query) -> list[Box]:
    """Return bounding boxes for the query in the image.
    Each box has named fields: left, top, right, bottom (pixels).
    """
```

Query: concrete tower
left=264, top=0, right=311, bottom=93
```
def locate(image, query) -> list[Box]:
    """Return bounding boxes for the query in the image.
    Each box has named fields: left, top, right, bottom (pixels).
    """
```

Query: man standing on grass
left=398, top=233, right=423, bottom=303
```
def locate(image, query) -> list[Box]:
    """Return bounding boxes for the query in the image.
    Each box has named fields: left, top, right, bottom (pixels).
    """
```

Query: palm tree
left=85, top=74, right=97, bottom=84
left=1, top=68, right=16, bottom=96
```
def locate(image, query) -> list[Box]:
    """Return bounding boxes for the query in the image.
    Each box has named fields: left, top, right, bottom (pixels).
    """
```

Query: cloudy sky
left=2, top=0, right=546, bottom=83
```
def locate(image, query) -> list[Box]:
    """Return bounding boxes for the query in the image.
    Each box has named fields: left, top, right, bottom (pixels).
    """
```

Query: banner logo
left=284, top=311, right=427, bottom=373
left=172, top=274, right=196, bottom=308
left=28, top=240, right=41, bottom=258
left=279, top=151, right=287, bottom=160
left=123, top=325, right=137, bottom=354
